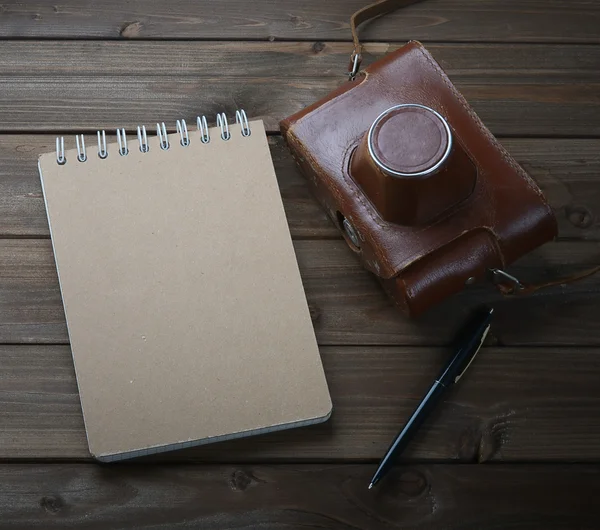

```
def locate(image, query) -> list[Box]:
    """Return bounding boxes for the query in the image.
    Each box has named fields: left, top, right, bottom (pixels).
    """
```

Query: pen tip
left=368, top=482, right=374, bottom=490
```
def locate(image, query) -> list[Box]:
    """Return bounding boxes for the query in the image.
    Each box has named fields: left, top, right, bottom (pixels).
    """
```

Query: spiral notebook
left=37, top=111, right=332, bottom=461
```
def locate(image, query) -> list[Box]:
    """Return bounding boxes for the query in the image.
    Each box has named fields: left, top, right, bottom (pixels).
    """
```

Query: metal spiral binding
left=176, top=119, right=190, bottom=146
left=97, top=130, right=108, bottom=159
left=137, top=125, right=149, bottom=153
left=216, top=112, right=230, bottom=141
left=75, top=134, right=87, bottom=162
left=117, top=128, right=128, bottom=156
left=236, top=110, right=251, bottom=137
left=54, top=110, right=251, bottom=164
left=56, top=137, right=66, bottom=165
left=157, top=122, right=169, bottom=150
left=197, top=115, right=210, bottom=144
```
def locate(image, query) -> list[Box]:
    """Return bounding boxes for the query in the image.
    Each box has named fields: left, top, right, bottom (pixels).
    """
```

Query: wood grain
left=0, top=42, right=598, bottom=135
left=2, top=344, right=600, bottom=462
left=1, top=0, right=598, bottom=43
left=0, top=0, right=598, bottom=526
left=2, top=135, right=599, bottom=240
left=1, top=238, right=599, bottom=347
left=0, top=463, right=598, bottom=529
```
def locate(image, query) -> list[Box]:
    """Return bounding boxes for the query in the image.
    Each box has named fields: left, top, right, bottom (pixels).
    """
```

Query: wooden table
left=1, top=1, right=599, bottom=527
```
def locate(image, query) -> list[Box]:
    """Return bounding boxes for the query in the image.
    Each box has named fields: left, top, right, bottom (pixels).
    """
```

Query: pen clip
left=454, top=324, right=491, bottom=384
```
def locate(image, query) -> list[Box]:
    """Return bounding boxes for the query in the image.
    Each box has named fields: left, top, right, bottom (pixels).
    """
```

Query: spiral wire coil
left=137, top=125, right=149, bottom=153
left=197, top=116, right=210, bottom=144
left=117, top=128, right=128, bottom=156
left=55, top=111, right=250, bottom=165
left=216, top=113, right=230, bottom=141
left=97, top=130, right=108, bottom=159
left=156, top=122, right=169, bottom=151
left=176, top=119, right=190, bottom=147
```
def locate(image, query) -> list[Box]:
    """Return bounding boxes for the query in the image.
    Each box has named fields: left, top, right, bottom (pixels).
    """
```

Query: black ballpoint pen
left=368, top=306, right=494, bottom=489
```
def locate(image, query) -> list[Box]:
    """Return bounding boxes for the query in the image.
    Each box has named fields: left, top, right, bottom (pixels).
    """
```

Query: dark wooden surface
left=0, top=1, right=599, bottom=528
left=1, top=464, right=599, bottom=529
left=0, top=42, right=598, bottom=135
left=2, top=1, right=599, bottom=43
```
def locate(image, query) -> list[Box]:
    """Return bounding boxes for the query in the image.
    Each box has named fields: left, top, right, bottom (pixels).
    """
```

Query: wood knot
left=566, top=205, right=593, bottom=229
left=457, top=412, right=514, bottom=462
left=229, top=469, right=252, bottom=491
left=457, top=426, right=481, bottom=461
left=120, top=21, right=144, bottom=38
left=312, top=41, right=326, bottom=54
left=308, top=303, right=321, bottom=323
left=289, top=14, right=308, bottom=29
left=40, top=495, right=64, bottom=514
left=397, top=469, right=428, bottom=497
left=31, top=13, right=42, bottom=20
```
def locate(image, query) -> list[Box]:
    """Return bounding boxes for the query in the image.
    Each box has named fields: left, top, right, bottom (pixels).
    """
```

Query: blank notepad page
left=38, top=118, right=332, bottom=461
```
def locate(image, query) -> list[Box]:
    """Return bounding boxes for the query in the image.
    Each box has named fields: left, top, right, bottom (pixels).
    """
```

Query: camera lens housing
left=350, top=104, right=477, bottom=226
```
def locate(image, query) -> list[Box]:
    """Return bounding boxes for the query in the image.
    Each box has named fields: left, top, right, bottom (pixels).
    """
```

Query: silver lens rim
left=367, top=103, right=453, bottom=178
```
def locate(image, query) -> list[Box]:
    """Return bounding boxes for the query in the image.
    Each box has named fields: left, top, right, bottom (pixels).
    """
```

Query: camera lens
left=367, top=104, right=452, bottom=178
left=349, top=103, right=477, bottom=226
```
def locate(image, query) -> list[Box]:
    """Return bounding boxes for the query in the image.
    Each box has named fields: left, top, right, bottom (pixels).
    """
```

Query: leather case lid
left=282, top=41, right=557, bottom=281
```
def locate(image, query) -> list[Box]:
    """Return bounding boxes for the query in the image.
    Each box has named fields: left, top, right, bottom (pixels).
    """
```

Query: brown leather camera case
left=281, top=41, right=557, bottom=316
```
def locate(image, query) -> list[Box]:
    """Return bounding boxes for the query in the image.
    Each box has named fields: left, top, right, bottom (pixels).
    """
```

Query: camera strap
left=349, top=0, right=426, bottom=79
left=349, top=0, right=600, bottom=297
left=493, top=265, right=600, bottom=297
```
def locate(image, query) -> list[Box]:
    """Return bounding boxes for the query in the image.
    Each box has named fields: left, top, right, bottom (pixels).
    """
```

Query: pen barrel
left=393, top=381, right=447, bottom=453
left=374, top=381, right=446, bottom=479
left=371, top=308, right=493, bottom=488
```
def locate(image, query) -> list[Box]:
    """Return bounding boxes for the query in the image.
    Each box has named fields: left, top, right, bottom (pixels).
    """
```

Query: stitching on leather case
left=417, top=46, right=554, bottom=215
left=484, top=226, right=507, bottom=269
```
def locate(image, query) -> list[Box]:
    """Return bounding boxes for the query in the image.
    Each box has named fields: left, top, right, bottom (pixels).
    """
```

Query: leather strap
left=349, top=0, right=425, bottom=78
left=496, top=265, right=600, bottom=297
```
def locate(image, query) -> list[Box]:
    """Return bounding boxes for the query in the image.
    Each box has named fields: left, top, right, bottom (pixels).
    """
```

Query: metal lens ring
left=367, top=104, right=453, bottom=178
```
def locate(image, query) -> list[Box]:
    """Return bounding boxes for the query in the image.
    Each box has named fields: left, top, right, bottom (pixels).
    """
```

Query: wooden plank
left=0, top=42, right=598, bottom=135
left=5, top=41, right=600, bottom=77
left=3, top=344, right=600, bottom=461
left=2, top=135, right=600, bottom=241
left=1, top=0, right=598, bottom=43
left=0, top=464, right=598, bottom=529
left=1, top=239, right=599, bottom=347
